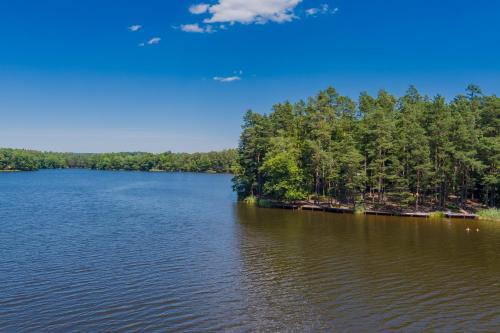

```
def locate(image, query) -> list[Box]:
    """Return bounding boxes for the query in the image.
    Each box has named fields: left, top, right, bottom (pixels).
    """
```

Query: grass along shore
left=476, top=208, right=500, bottom=222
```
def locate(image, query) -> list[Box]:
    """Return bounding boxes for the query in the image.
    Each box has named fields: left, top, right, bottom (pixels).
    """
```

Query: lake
left=1, top=169, right=499, bottom=332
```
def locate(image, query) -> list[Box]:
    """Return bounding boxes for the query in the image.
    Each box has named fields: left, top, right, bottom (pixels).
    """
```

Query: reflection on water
left=235, top=205, right=500, bottom=331
left=0, top=170, right=499, bottom=332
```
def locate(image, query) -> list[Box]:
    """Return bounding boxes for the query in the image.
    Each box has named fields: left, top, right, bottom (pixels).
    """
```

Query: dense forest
left=0, top=149, right=236, bottom=173
left=232, top=85, right=499, bottom=210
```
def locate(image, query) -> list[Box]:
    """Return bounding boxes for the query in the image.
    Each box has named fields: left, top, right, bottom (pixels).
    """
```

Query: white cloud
left=189, top=3, right=210, bottom=14
left=128, top=25, right=142, bottom=32
left=214, top=76, right=241, bottom=82
left=183, top=1, right=337, bottom=32
left=306, top=4, right=332, bottom=16
left=181, top=23, right=205, bottom=33
left=305, top=8, right=318, bottom=16
left=147, top=37, right=161, bottom=45
left=180, top=23, right=215, bottom=33
left=203, top=0, right=302, bottom=24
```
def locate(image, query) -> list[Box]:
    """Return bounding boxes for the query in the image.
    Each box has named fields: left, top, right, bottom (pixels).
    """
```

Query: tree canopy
left=233, top=86, right=499, bottom=209
left=0, top=149, right=237, bottom=174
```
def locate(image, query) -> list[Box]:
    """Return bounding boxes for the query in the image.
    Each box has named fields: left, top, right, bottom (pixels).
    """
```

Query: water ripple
left=1, top=170, right=500, bottom=332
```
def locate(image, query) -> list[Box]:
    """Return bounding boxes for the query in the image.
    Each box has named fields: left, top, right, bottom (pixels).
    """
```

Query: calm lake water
left=1, top=169, right=499, bottom=332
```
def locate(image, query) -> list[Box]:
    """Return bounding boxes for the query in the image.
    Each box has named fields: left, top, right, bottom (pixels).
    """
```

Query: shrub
left=477, top=208, right=500, bottom=221
left=258, top=199, right=273, bottom=208
left=429, top=211, right=445, bottom=219
left=244, top=195, right=257, bottom=205
left=354, top=205, right=366, bottom=215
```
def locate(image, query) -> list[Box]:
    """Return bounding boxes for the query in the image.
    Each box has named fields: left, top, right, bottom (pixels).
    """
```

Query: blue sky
left=0, top=0, right=499, bottom=152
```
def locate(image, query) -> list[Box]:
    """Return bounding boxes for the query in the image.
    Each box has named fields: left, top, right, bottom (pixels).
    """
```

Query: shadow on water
left=233, top=203, right=500, bottom=331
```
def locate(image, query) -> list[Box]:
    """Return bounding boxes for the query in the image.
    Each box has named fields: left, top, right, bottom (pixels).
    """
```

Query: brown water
left=1, top=170, right=499, bottom=332
left=236, top=206, right=500, bottom=331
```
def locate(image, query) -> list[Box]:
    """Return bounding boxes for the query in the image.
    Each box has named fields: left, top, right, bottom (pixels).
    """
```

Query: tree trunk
left=256, top=152, right=262, bottom=197
left=415, top=172, right=420, bottom=211
left=315, top=168, right=320, bottom=204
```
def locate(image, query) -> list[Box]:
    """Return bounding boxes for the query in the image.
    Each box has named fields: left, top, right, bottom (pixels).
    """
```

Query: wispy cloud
left=128, top=24, right=142, bottom=32
left=147, top=37, right=161, bottom=45
left=214, top=76, right=241, bottom=82
left=305, top=8, right=319, bottom=16
left=181, top=23, right=205, bottom=33
left=189, top=3, right=210, bottom=14
left=180, top=23, right=215, bottom=33
left=305, top=4, right=336, bottom=16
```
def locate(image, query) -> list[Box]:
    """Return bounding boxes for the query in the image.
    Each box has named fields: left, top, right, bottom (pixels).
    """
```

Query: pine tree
left=232, top=110, right=271, bottom=199
left=395, top=87, right=432, bottom=209
left=361, top=90, right=397, bottom=204
left=478, top=95, right=500, bottom=206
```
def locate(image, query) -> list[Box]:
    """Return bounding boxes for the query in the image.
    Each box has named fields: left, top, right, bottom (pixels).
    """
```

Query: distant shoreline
left=0, top=168, right=233, bottom=175
left=0, top=148, right=237, bottom=174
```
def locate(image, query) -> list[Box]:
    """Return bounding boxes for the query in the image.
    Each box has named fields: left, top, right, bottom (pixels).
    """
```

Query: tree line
left=232, top=85, right=499, bottom=209
left=0, top=149, right=237, bottom=174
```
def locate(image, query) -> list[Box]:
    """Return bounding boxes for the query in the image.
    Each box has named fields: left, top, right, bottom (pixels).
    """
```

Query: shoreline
left=1, top=168, right=494, bottom=221
left=262, top=201, right=478, bottom=220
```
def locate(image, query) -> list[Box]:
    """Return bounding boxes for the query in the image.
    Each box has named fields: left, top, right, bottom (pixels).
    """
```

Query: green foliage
left=244, top=195, right=257, bottom=205
left=429, top=211, right=446, bottom=219
left=260, top=137, right=307, bottom=202
left=0, top=149, right=41, bottom=171
left=0, top=148, right=237, bottom=174
left=233, top=85, right=500, bottom=209
left=257, top=198, right=273, bottom=208
left=476, top=208, right=500, bottom=221
left=354, top=205, right=366, bottom=215
left=232, top=110, right=272, bottom=200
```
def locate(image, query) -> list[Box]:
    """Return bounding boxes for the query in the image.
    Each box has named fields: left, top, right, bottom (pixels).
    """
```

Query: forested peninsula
left=2, top=85, right=498, bottom=217
left=0, top=149, right=236, bottom=173
left=232, top=85, right=499, bottom=214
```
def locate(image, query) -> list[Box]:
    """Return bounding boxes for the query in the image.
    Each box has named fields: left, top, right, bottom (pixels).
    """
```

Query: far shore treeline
left=232, top=85, right=499, bottom=209
left=0, top=149, right=236, bottom=174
